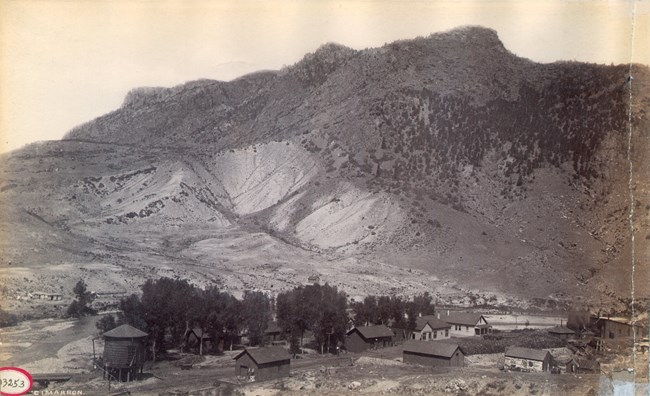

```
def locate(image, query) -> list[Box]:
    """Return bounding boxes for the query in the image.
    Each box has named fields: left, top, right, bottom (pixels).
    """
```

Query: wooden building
left=345, top=325, right=393, bottom=353
left=234, top=346, right=291, bottom=382
left=102, top=324, right=148, bottom=381
left=595, top=317, right=637, bottom=339
left=184, top=328, right=212, bottom=354
left=548, top=326, right=576, bottom=340
left=504, top=347, right=553, bottom=373
left=403, top=341, right=465, bottom=367
left=265, top=321, right=283, bottom=343
left=412, top=316, right=451, bottom=341
left=31, top=292, right=62, bottom=301
left=439, top=311, right=492, bottom=337
left=554, top=355, right=578, bottom=373
left=575, top=357, right=600, bottom=373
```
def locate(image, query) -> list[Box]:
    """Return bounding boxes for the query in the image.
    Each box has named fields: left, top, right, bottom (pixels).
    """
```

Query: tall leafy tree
left=377, top=295, right=392, bottom=325
left=411, top=292, right=435, bottom=316
left=241, top=291, right=270, bottom=346
left=67, top=280, right=96, bottom=317
left=95, top=314, right=117, bottom=334
left=312, top=284, right=348, bottom=354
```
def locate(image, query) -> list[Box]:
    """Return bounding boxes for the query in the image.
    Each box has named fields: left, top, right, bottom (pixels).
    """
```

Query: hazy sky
left=1, top=0, right=648, bottom=153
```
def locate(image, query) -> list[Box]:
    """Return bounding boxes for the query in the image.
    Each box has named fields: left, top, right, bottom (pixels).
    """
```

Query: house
left=411, top=316, right=451, bottom=341
left=595, top=317, right=637, bottom=339
left=548, top=326, right=576, bottom=340
left=234, top=346, right=291, bottom=382
left=403, top=341, right=465, bottom=367
left=439, top=311, right=492, bottom=337
left=184, top=328, right=211, bottom=354
left=31, top=292, right=63, bottom=301
left=345, top=325, right=393, bottom=353
left=265, top=321, right=283, bottom=343
left=102, top=324, right=148, bottom=382
left=504, top=347, right=553, bottom=372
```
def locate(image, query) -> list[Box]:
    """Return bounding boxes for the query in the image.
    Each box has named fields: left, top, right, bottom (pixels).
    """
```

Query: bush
left=0, top=309, right=19, bottom=328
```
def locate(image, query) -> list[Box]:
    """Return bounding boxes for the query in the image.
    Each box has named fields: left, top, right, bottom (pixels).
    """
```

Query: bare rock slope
left=2, top=27, right=649, bottom=314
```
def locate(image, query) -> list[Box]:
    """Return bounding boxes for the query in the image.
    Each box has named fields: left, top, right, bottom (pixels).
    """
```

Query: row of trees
left=351, top=291, right=435, bottom=330
left=96, top=278, right=271, bottom=357
left=92, top=277, right=438, bottom=357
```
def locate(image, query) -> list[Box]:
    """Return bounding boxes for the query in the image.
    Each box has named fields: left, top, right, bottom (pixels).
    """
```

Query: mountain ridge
left=1, top=26, right=648, bottom=318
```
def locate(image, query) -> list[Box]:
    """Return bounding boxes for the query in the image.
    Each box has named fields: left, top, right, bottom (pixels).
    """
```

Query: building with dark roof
left=439, top=311, right=492, bottom=337
left=403, top=341, right=465, bottom=367
left=595, top=317, right=638, bottom=339
left=547, top=326, right=576, bottom=340
left=234, top=346, right=291, bottom=382
left=504, top=347, right=553, bottom=372
left=102, top=324, right=148, bottom=381
left=265, top=321, right=283, bottom=342
left=345, top=325, right=393, bottom=353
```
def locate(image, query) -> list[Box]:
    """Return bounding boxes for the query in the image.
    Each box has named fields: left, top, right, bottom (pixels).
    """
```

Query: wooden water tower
left=102, top=324, right=148, bottom=382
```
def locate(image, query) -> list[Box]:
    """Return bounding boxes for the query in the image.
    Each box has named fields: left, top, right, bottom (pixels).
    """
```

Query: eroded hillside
left=1, top=27, right=648, bottom=318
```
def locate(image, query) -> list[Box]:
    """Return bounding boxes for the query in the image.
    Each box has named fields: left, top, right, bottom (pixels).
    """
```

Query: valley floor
left=1, top=316, right=647, bottom=396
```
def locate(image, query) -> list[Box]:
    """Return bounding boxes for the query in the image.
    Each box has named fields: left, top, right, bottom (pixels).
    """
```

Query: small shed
left=554, top=355, right=578, bottom=373
left=403, top=341, right=465, bottom=367
left=102, top=324, right=148, bottom=381
left=345, top=325, right=393, bottom=353
left=575, top=356, right=600, bottom=373
left=504, top=347, right=553, bottom=372
left=234, top=346, right=291, bottom=382
left=548, top=326, right=576, bottom=340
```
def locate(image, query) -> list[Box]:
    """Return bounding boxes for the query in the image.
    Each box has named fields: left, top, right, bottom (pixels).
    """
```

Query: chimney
left=418, top=313, right=422, bottom=317
left=447, top=310, right=450, bottom=317
left=437, top=312, right=440, bottom=319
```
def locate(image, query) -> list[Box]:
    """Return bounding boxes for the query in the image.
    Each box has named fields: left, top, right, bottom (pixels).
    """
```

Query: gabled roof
left=415, top=316, right=451, bottom=331
left=403, top=341, right=463, bottom=358
left=188, top=328, right=211, bottom=339
left=548, top=326, right=575, bottom=335
left=347, top=325, right=394, bottom=339
left=443, top=312, right=485, bottom=326
left=103, top=324, right=148, bottom=338
left=234, top=346, right=291, bottom=365
left=505, top=347, right=551, bottom=362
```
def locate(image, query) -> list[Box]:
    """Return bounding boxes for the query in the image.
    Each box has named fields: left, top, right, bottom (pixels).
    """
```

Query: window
left=529, top=361, right=534, bottom=367
left=445, top=329, right=449, bottom=337
left=434, top=331, right=437, bottom=339
left=466, top=326, right=469, bottom=331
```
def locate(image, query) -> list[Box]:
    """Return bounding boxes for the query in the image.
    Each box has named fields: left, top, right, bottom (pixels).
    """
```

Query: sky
left=1, top=0, right=648, bottom=153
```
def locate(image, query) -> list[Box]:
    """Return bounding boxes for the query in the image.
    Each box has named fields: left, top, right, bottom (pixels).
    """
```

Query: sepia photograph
left=0, top=1, right=648, bottom=395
